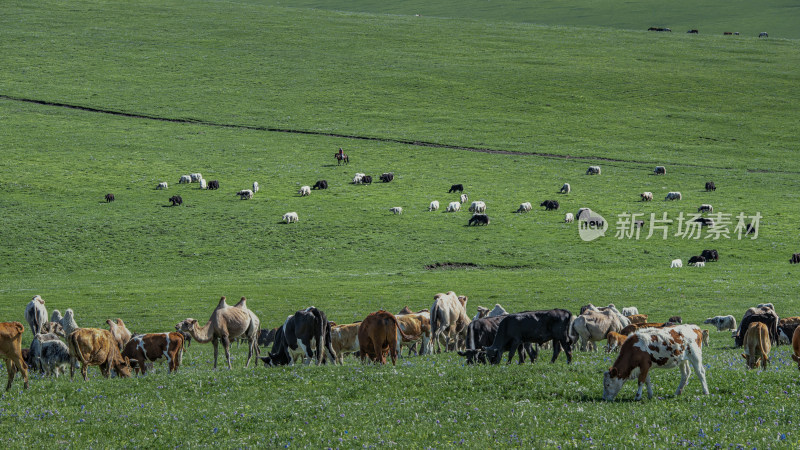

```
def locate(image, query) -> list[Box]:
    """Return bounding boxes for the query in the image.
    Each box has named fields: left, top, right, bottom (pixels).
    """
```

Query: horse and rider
left=335, top=147, right=349, bottom=165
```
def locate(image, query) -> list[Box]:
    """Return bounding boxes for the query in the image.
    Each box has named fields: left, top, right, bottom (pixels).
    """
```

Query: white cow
left=571, top=309, right=628, bottom=352
left=446, top=202, right=461, bottom=212
left=586, top=166, right=601, bottom=175
left=670, top=259, right=682, bottom=268
left=198, top=178, right=207, bottom=190
left=460, top=194, right=469, bottom=204
left=430, top=291, right=470, bottom=353
left=299, top=186, right=311, bottom=196
left=428, top=201, right=439, bottom=211
left=389, top=207, right=403, bottom=215
left=190, top=173, right=203, bottom=183
left=282, top=212, right=298, bottom=223
left=468, top=201, right=486, bottom=213
left=179, top=175, right=192, bottom=184
left=352, top=173, right=365, bottom=184
left=560, top=183, right=571, bottom=194
left=517, top=202, right=532, bottom=213
left=237, top=189, right=254, bottom=200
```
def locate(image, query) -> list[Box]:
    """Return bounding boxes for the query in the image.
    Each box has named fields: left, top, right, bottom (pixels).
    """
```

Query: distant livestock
left=199, top=179, right=207, bottom=190
left=237, top=190, right=253, bottom=200
left=190, top=173, right=202, bottom=183
left=169, top=195, right=182, bottom=206
left=282, top=212, right=298, bottom=223
left=723, top=32, right=733, bottom=35
left=517, top=202, right=532, bottom=213
left=449, top=184, right=464, bottom=193
left=428, top=201, right=440, bottom=211
left=705, top=181, right=716, bottom=191
left=362, top=175, right=373, bottom=184
left=791, top=253, right=800, bottom=264
left=389, top=207, right=403, bottom=215
left=622, top=307, right=639, bottom=317
left=687, top=29, right=698, bottom=34
left=648, top=27, right=671, bottom=32
left=335, top=148, right=349, bottom=165
left=688, top=256, right=706, bottom=266
left=469, top=201, right=486, bottom=213
left=654, top=166, right=666, bottom=175
left=694, top=261, right=705, bottom=268
left=105, top=193, right=115, bottom=203
left=157, top=182, right=168, bottom=190
left=446, top=202, right=461, bottom=212
left=704, top=315, right=737, bottom=332
left=665, top=192, right=682, bottom=201
left=380, top=173, right=394, bottom=183
left=698, top=204, right=713, bottom=213
left=540, top=200, right=559, bottom=211
left=565, top=213, right=574, bottom=223
left=694, top=217, right=714, bottom=227
left=25, top=295, right=48, bottom=336
left=460, top=194, right=468, bottom=204
left=352, top=173, right=365, bottom=184
left=208, top=180, right=219, bottom=190
left=759, top=32, right=768, bottom=38
left=299, top=186, right=311, bottom=196
left=576, top=208, right=592, bottom=221
left=670, top=259, right=682, bottom=268
left=312, top=180, right=328, bottom=190
left=560, top=183, right=570, bottom=194
left=701, top=249, right=719, bottom=261
left=641, top=192, right=653, bottom=201
left=586, top=166, right=601, bottom=175
left=179, top=175, right=191, bottom=184
left=252, top=182, right=259, bottom=193
left=468, top=214, right=489, bottom=226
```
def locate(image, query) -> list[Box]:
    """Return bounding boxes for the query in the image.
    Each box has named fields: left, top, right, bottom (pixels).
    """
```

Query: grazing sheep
left=105, top=193, right=115, bottom=203
left=670, top=259, right=682, bottom=268
left=25, top=295, right=48, bottom=336
left=237, top=190, right=253, bottom=200
left=179, top=175, right=192, bottom=184
left=252, top=182, right=259, bottom=193
left=207, top=180, right=220, bottom=190
left=380, top=173, right=394, bottom=183
left=199, top=178, right=207, bottom=190
left=299, top=186, right=311, bottom=196
left=429, top=201, right=440, bottom=211
left=469, top=201, right=486, bottom=213
left=449, top=184, right=464, bottom=193
left=282, top=212, right=299, bottom=223
left=446, top=202, right=461, bottom=212
left=389, top=207, right=403, bottom=215
left=157, top=182, right=168, bottom=190
left=38, top=340, right=72, bottom=378
left=517, top=202, right=532, bottom=213
left=60, top=308, right=80, bottom=338
left=694, top=261, right=705, bottom=268
left=641, top=192, right=653, bottom=201
left=654, top=166, right=666, bottom=175
left=665, top=192, right=682, bottom=201
left=312, top=180, right=328, bottom=190
left=352, top=173, right=365, bottom=184
left=560, top=183, right=570, bottom=194
left=460, top=194, right=468, bottom=204
left=586, top=166, right=601, bottom=175
left=565, top=213, right=574, bottom=223
left=698, top=204, right=713, bottom=213
left=705, top=181, right=716, bottom=192
left=169, top=195, right=183, bottom=206
left=622, top=307, right=639, bottom=317
left=190, top=173, right=203, bottom=183
left=468, top=214, right=490, bottom=226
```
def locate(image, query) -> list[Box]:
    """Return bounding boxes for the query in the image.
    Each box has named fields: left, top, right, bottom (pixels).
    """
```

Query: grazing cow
left=261, top=307, right=337, bottom=366
left=25, top=295, right=48, bottom=336
left=670, top=259, right=682, bottom=268
left=169, top=195, right=182, bottom=206
left=299, top=186, right=311, bottom=196
left=572, top=310, right=628, bottom=352
left=469, top=201, right=486, bottom=213
left=605, top=331, right=627, bottom=352
left=704, top=315, right=737, bottom=332
left=449, top=184, right=464, bottom=193
left=157, top=182, right=168, bottom=190
left=459, top=194, right=469, bottom=205
left=380, top=172, right=394, bottom=183
left=579, top=304, right=630, bottom=326
left=190, top=173, right=202, bottom=183
left=723, top=32, right=733, bottom=35
left=257, top=327, right=278, bottom=348
left=362, top=175, right=373, bottom=184
left=483, top=309, right=574, bottom=364
left=759, top=32, right=768, bottom=38
left=468, top=214, right=489, bottom=226
left=0, top=322, right=29, bottom=390
left=665, top=192, right=682, bottom=201
left=701, top=249, right=719, bottom=261
left=389, top=207, right=403, bottom=215
left=312, top=180, right=328, bottom=190
left=602, top=325, right=708, bottom=401
left=207, top=180, right=219, bottom=190
left=121, top=332, right=185, bottom=375
left=428, top=200, right=440, bottom=211
left=458, top=315, right=534, bottom=364
left=791, top=253, right=800, bottom=264
left=516, top=202, right=532, bottom=213
left=540, top=200, right=559, bottom=211
left=627, top=314, right=648, bottom=324
left=560, top=183, right=571, bottom=194
left=694, top=217, right=714, bottom=227
left=358, top=310, right=413, bottom=365
left=742, top=322, right=770, bottom=369
left=565, top=213, right=574, bottom=223
left=330, top=322, right=361, bottom=364
left=705, top=181, right=716, bottom=191
left=68, top=328, right=132, bottom=381
left=396, top=312, right=431, bottom=356
left=282, top=212, right=299, bottom=223
left=106, top=319, right=133, bottom=351
left=654, top=166, right=666, bottom=175
left=38, top=340, right=73, bottom=378
left=687, top=29, right=698, bottom=34
left=688, top=256, right=706, bottom=266
left=698, top=204, right=713, bottom=213
left=791, top=327, right=800, bottom=370
left=237, top=189, right=253, bottom=200
left=446, top=201, right=461, bottom=212
left=668, top=316, right=683, bottom=324
left=586, top=166, right=601, bottom=175
left=252, top=181, right=258, bottom=193
left=179, top=175, right=191, bottom=184
left=622, top=307, right=639, bottom=317
left=430, top=291, right=471, bottom=353
left=105, top=193, right=115, bottom=203
left=640, top=192, right=653, bottom=201
left=734, top=308, right=779, bottom=347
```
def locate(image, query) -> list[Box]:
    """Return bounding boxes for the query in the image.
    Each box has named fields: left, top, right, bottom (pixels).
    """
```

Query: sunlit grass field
left=1, top=0, right=799, bottom=446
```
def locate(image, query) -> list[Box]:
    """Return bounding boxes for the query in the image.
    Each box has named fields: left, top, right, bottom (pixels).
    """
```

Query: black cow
left=169, top=195, right=182, bottom=206
left=448, top=184, right=464, bottom=193
left=779, top=323, right=799, bottom=344
left=701, top=249, right=719, bottom=261
left=705, top=181, right=716, bottom=191
left=260, top=307, right=337, bottom=366
left=483, top=309, right=574, bottom=365
left=258, top=327, right=278, bottom=348
left=105, top=193, right=115, bottom=203
left=648, top=27, right=671, bottom=32
left=458, top=316, right=534, bottom=364
left=668, top=316, right=683, bottom=324
left=687, top=29, right=699, bottom=34
left=791, top=253, right=800, bottom=264
left=380, top=173, right=394, bottom=183
left=694, top=217, right=714, bottom=227
left=208, top=180, right=220, bottom=190
left=735, top=312, right=779, bottom=347
left=688, top=255, right=706, bottom=265
left=312, top=180, right=328, bottom=190
left=468, top=214, right=490, bottom=226
left=540, top=200, right=559, bottom=211
left=362, top=175, right=372, bottom=184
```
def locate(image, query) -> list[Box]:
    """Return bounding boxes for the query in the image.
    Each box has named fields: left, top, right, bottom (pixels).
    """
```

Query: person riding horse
left=335, top=148, right=349, bottom=165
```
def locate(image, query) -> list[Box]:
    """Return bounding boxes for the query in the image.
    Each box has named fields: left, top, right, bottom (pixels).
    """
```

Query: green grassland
left=1, top=0, right=800, bottom=447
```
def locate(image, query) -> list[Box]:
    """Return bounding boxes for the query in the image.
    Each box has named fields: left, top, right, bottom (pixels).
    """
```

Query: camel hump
left=234, top=297, right=247, bottom=308
left=216, top=296, right=228, bottom=309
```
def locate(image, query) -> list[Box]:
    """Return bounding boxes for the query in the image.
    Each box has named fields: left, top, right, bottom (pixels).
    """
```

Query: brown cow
left=605, top=331, right=627, bottom=352
left=791, top=327, right=800, bottom=370
left=619, top=322, right=669, bottom=335
left=742, top=322, right=770, bottom=370
left=627, top=314, right=648, bottom=324
left=0, top=322, right=29, bottom=390
left=358, top=311, right=413, bottom=365
left=396, top=312, right=431, bottom=356
left=330, top=322, right=361, bottom=364
left=121, top=332, right=185, bottom=375
left=68, top=328, right=132, bottom=381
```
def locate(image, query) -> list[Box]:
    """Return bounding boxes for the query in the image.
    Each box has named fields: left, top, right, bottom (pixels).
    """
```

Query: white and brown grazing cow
left=68, top=328, right=132, bottom=381
left=627, top=314, right=648, bottom=325
left=605, top=331, right=627, bottom=352
left=121, top=332, right=185, bottom=375
left=330, top=322, right=361, bottom=364
left=0, top=322, right=29, bottom=390
left=396, top=312, right=431, bottom=356
left=603, top=325, right=709, bottom=401
left=742, top=322, right=770, bottom=370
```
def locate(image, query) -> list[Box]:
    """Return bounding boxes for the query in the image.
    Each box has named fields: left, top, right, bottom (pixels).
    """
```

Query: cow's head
left=483, top=346, right=502, bottom=365
left=742, top=352, right=765, bottom=369
left=114, top=356, right=133, bottom=378
left=457, top=349, right=486, bottom=365
left=602, top=368, right=626, bottom=401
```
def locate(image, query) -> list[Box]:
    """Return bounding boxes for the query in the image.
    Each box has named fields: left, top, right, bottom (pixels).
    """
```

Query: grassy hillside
left=1, top=0, right=800, bottom=446
left=257, top=0, right=800, bottom=39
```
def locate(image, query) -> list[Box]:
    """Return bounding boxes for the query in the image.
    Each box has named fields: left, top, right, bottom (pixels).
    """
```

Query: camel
left=106, top=318, right=132, bottom=351
left=176, top=296, right=260, bottom=369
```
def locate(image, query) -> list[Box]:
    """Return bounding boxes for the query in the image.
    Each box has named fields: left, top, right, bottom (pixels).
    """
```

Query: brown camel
left=176, top=296, right=260, bottom=369
left=106, top=318, right=133, bottom=351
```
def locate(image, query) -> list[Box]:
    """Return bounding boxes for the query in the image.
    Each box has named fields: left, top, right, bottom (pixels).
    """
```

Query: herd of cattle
left=1, top=294, right=798, bottom=401
left=648, top=27, right=769, bottom=37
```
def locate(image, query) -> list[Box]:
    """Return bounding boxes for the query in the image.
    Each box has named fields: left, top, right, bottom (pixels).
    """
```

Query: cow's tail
left=68, top=332, right=87, bottom=365
left=430, top=302, right=441, bottom=339
left=467, top=322, right=476, bottom=350
left=568, top=315, right=579, bottom=345
left=392, top=316, right=415, bottom=342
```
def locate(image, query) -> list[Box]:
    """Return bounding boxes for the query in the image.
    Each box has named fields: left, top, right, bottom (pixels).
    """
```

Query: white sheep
left=460, top=194, right=468, bottom=204
left=565, top=213, right=574, bottom=223
left=389, top=207, right=403, bottom=215
left=282, top=212, right=299, bottom=223
left=695, top=261, right=705, bottom=268
left=429, top=201, right=439, bottom=211
left=299, top=186, right=311, bottom=196
left=670, top=259, right=682, bottom=268
left=446, top=202, right=461, bottom=212
left=190, top=173, right=203, bottom=183
left=517, top=202, right=532, bottom=213
left=157, top=182, right=168, bottom=190
left=469, top=201, right=486, bottom=213
left=641, top=192, right=653, bottom=201
left=586, top=166, right=601, bottom=175
left=199, top=178, right=207, bottom=190
left=698, top=204, right=713, bottom=213
left=560, top=183, right=571, bottom=194
left=237, top=189, right=254, bottom=200
left=352, top=173, right=365, bottom=184
left=665, top=192, right=682, bottom=201
left=179, top=175, right=192, bottom=184
left=253, top=182, right=259, bottom=193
